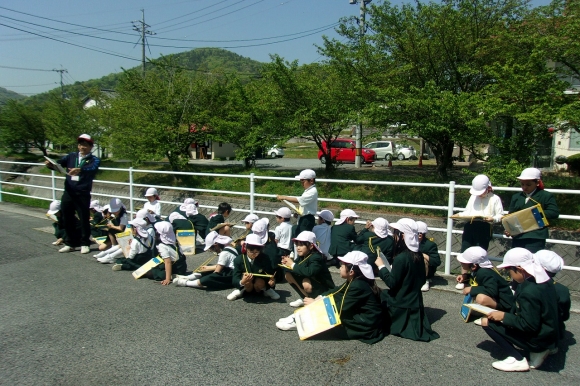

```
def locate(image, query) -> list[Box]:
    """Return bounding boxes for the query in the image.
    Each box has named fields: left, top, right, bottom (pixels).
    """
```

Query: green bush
left=565, top=153, right=580, bottom=174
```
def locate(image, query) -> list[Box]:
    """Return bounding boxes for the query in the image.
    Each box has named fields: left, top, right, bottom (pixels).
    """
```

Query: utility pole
left=52, top=68, right=68, bottom=99
left=132, top=9, right=156, bottom=76
left=350, top=0, right=372, bottom=168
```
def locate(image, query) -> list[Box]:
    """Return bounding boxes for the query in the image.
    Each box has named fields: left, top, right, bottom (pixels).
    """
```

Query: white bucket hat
left=317, top=210, right=334, bottom=223
left=292, top=231, right=322, bottom=253
left=251, top=219, right=269, bottom=244
left=457, top=246, right=493, bottom=269
left=497, top=247, right=550, bottom=283
left=47, top=200, right=61, bottom=215
left=534, top=250, right=564, bottom=274
left=89, top=199, right=102, bottom=211
left=245, top=233, right=265, bottom=247
left=295, top=169, right=316, bottom=180
left=339, top=251, right=375, bottom=280
left=109, top=198, right=124, bottom=213
left=389, top=218, right=419, bottom=252
left=469, top=174, right=491, bottom=196
left=516, top=168, right=541, bottom=180
left=274, top=207, right=292, bottom=219
left=179, top=198, right=197, bottom=215
left=335, top=209, right=359, bottom=226
left=154, top=221, right=176, bottom=245
left=136, top=208, right=156, bottom=223
left=129, top=218, right=149, bottom=238
left=372, top=217, right=390, bottom=238
left=144, top=188, right=158, bottom=197
left=204, top=231, right=219, bottom=251
left=241, top=214, right=259, bottom=223
left=416, top=220, right=428, bottom=235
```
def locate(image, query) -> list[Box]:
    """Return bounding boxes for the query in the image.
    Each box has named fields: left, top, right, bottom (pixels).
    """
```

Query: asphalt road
left=1, top=202, right=579, bottom=385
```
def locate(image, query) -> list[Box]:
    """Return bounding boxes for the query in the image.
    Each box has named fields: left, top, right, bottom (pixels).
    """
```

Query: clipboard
left=295, top=295, right=341, bottom=340
left=463, top=303, right=497, bottom=315
left=44, top=156, right=66, bottom=174
left=132, top=256, right=164, bottom=279
left=377, top=247, right=391, bottom=272
left=176, top=229, right=196, bottom=256
left=460, top=294, right=474, bottom=322
left=278, top=264, right=293, bottom=270
left=94, top=236, right=108, bottom=245
left=115, top=230, right=133, bottom=258
left=210, top=222, right=235, bottom=232
left=502, top=204, right=549, bottom=236
left=282, top=199, right=303, bottom=216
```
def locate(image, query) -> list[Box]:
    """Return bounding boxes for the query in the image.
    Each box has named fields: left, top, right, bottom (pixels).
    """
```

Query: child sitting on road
left=416, top=221, right=441, bottom=292
left=111, top=218, right=155, bottom=271
left=232, top=213, right=259, bottom=251
left=208, top=202, right=232, bottom=236
left=174, top=231, right=238, bottom=290
left=144, top=221, right=188, bottom=285
left=355, top=217, right=394, bottom=268
left=312, top=210, right=334, bottom=262
left=93, top=198, right=128, bottom=261
left=328, top=209, right=359, bottom=266
left=457, top=246, right=514, bottom=325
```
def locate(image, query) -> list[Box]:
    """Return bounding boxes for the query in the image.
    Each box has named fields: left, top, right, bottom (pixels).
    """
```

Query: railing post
left=51, top=170, right=57, bottom=201
left=129, top=167, right=134, bottom=215
left=250, top=172, right=255, bottom=214
left=0, top=169, right=3, bottom=202
left=445, top=181, right=455, bottom=275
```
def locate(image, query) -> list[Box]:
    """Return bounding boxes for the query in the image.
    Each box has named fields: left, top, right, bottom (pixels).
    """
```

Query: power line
left=0, top=64, right=54, bottom=71
left=154, top=0, right=230, bottom=27
left=0, top=82, right=56, bottom=87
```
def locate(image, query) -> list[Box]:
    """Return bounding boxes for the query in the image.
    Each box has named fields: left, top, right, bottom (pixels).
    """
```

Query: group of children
left=45, top=167, right=570, bottom=372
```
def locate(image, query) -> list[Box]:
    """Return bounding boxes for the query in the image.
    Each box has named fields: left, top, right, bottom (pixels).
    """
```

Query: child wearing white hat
left=143, top=187, right=161, bottom=218
left=111, top=218, right=155, bottom=271
left=143, top=221, right=188, bottom=285
left=355, top=217, right=394, bottom=269
left=312, top=209, right=334, bottom=261
left=416, top=221, right=441, bottom=292
left=535, top=249, right=570, bottom=340
left=173, top=231, right=238, bottom=290
left=456, top=247, right=514, bottom=325
left=479, top=247, right=559, bottom=372
left=276, top=169, right=318, bottom=236
left=47, top=200, right=71, bottom=246
left=328, top=209, right=359, bottom=266
left=506, top=168, right=559, bottom=253
left=374, top=218, right=439, bottom=342
left=89, top=199, right=107, bottom=239
left=273, top=207, right=293, bottom=257
left=93, top=198, right=128, bottom=259
left=232, top=213, right=259, bottom=249
left=453, top=174, right=504, bottom=290
left=227, top=234, right=279, bottom=301
left=296, top=251, right=384, bottom=344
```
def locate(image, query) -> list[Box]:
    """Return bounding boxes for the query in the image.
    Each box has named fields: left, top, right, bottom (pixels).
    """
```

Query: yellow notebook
left=132, top=256, right=164, bottom=279
left=502, top=204, right=549, bottom=236
left=115, top=230, right=133, bottom=258
left=295, top=295, right=341, bottom=340
left=282, top=199, right=303, bottom=216
left=176, top=229, right=196, bottom=256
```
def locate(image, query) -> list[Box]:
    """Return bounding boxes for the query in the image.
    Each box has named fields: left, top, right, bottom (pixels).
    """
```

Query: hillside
left=26, top=48, right=264, bottom=104
left=0, top=87, right=26, bottom=104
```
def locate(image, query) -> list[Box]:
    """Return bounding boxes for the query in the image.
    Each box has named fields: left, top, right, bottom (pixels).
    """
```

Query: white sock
left=185, top=272, right=202, bottom=280
left=110, top=248, right=125, bottom=258
left=185, top=280, right=203, bottom=288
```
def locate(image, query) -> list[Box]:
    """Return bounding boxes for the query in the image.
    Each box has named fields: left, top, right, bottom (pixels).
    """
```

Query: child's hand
left=241, top=273, right=253, bottom=285
left=160, top=279, right=171, bottom=286
left=504, top=230, right=511, bottom=237
left=268, top=276, right=275, bottom=287
left=484, top=216, right=493, bottom=222
left=456, top=274, right=463, bottom=283
left=462, top=287, right=471, bottom=295
left=303, top=297, right=314, bottom=306
left=281, top=256, right=293, bottom=266
left=487, top=311, right=505, bottom=322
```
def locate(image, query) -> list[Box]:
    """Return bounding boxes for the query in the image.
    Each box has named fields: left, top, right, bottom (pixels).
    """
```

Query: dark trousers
left=61, top=190, right=91, bottom=247
left=511, top=238, right=546, bottom=254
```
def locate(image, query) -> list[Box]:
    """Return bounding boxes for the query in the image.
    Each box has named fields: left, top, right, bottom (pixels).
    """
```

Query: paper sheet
left=44, top=156, right=66, bottom=174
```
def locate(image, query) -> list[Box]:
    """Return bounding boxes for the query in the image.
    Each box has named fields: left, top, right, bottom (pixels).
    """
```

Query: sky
left=0, top=0, right=553, bottom=96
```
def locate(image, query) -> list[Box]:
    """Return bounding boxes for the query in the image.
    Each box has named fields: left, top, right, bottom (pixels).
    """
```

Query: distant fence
left=1, top=160, right=579, bottom=275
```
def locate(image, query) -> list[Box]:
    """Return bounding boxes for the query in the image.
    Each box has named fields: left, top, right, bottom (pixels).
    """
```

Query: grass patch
left=1, top=186, right=49, bottom=209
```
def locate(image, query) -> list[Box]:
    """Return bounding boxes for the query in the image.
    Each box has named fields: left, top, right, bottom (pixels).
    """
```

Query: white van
left=363, top=141, right=395, bottom=160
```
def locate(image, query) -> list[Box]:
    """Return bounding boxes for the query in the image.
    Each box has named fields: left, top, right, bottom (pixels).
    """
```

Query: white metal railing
left=1, top=160, right=579, bottom=274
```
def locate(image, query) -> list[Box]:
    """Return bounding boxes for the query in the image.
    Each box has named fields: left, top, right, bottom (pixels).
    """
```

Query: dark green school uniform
left=419, top=238, right=440, bottom=279
left=89, top=212, right=108, bottom=237
left=208, top=213, right=225, bottom=232
left=378, top=250, right=439, bottom=342
left=355, top=230, right=394, bottom=266
left=150, top=243, right=188, bottom=280
left=469, top=267, right=514, bottom=312
left=286, top=252, right=335, bottom=299
left=552, top=280, right=571, bottom=339
left=508, top=189, right=559, bottom=253
left=328, top=223, right=357, bottom=257
left=232, top=252, right=276, bottom=291
left=107, top=209, right=128, bottom=237
left=199, top=247, right=238, bottom=290
left=53, top=217, right=67, bottom=239
left=319, top=279, right=384, bottom=344
left=191, top=214, right=209, bottom=239
left=115, top=234, right=155, bottom=271
left=489, top=278, right=558, bottom=353
left=262, top=231, right=283, bottom=282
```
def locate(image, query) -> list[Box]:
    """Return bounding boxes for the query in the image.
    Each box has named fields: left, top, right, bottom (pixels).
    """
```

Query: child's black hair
left=217, top=202, right=232, bottom=214
left=392, top=229, right=422, bottom=263
left=344, top=263, right=382, bottom=295
left=324, top=220, right=332, bottom=225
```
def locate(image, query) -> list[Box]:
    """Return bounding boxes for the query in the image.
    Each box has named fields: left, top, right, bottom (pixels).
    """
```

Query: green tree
left=0, top=100, right=49, bottom=156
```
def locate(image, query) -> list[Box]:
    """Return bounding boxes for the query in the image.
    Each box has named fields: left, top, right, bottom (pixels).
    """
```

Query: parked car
left=318, top=138, right=377, bottom=164
left=363, top=141, right=395, bottom=160
left=266, top=145, right=284, bottom=158
left=395, top=144, right=417, bottom=160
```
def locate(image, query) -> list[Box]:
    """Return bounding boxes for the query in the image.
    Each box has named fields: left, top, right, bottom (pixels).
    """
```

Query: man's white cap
left=128, top=218, right=149, bottom=238
left=470, top=174, right=491, bottom=196
left=497, top=247, right=550, bottom=283
left=335, top=209, right=359, bottom=225
left=416, top=220, right=428, bottom=235
left=389, top=218, right=419, bottom=252
left=109, top=198, right=123, bottom=213
left=292, top=231, right=322, bottom=253
left=534, top=250, right=564, bottom=274
left=245, top=233, right=265, bottom=247
left=457, top=246, right=493, bottom=269
left=77, top=133, right=94, bottom=145
left=295, top=169, right=316, bottom=180
left=317, top=210, right=334, bottom=222
left=144, top=188, right=158, bottom=197
left=372, top=217, right=390, bottom=238
left=136, top=208, right=156, bottom=223
left=274, top=207, right=292, bottom=219
left=47, top=200, right=61, bottom=215
left=339, top=251, right=375, bottom=280
left=516, top=168, right=541, bottom=180
left=241, top=214, right=259, bottom=223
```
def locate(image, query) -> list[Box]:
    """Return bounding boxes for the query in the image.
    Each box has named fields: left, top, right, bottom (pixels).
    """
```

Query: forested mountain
left=0, top=87, right=26, bottom=105
left=26, top=48, right=264, bottom=104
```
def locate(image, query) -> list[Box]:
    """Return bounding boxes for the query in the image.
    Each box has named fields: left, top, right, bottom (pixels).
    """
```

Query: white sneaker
left=173, top=278, right=189, bottom=287
left=421, top=280, right=430, bottom=292
left=492, top=357, right=529, bottom=372
left=455, top=282, right=465, bottom=290
left=473, top=317, right=482, bottom=326
left=97, top=254, right=115, bottom=264
left=59, top=246, right=75, bottom=253
left=289, top=298, right=304, bottom=308
left=93, top=250, right=109, bottom=258
left=263, top=288, right=280, bottom=300
left=80, top=246, right=90, bottom=254
left=276, top=319, right=297, bottom=331
left=227, top=289, right=244, bottom=301
left=529, top=350, right=550, bottom=369
left=112, top=264, right=123, bottom=271
left=278, top=314, right=295, bottom=324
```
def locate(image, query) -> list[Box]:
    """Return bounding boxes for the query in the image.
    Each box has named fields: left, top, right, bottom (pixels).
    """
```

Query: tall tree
left=0, top=100, right=50, bottom=156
